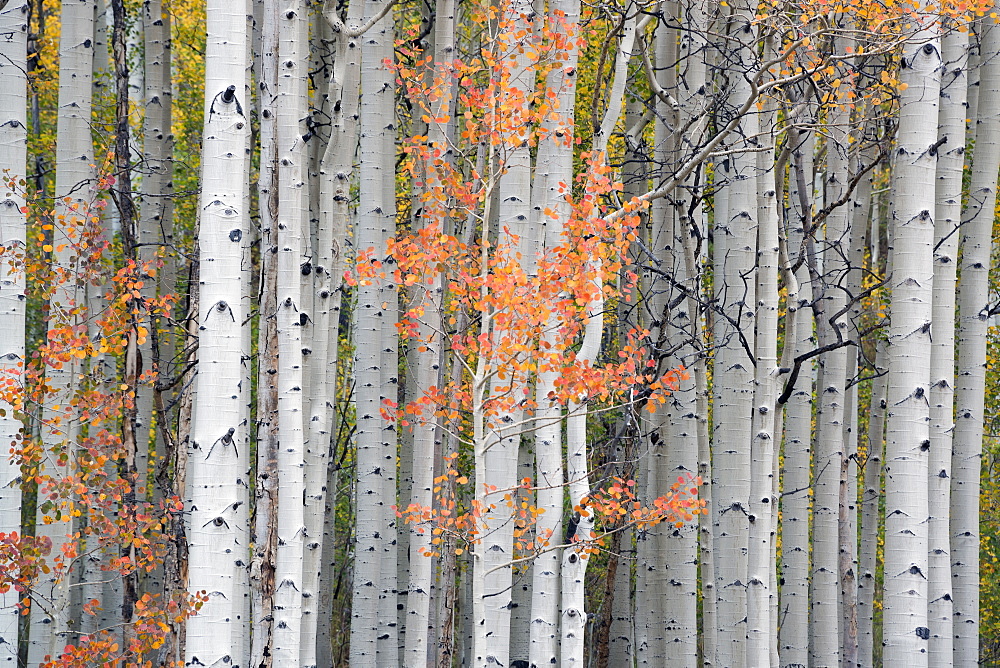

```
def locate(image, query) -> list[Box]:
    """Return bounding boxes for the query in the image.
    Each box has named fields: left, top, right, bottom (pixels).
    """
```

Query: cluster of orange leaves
left=0, top=165, right=197, bottom=666
left=382, top=0, right=703, bottom=562
left=396, top=460, right=706, bottom=560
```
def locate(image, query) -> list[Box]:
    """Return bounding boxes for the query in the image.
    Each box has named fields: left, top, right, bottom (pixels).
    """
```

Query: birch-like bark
left=135, top=0, right=173, bottom=511
left=300, top=10, right=329, bottom=660
left=841, top=97, right=875, bottom=668
left=953, top=10, right=1000, bottom=666
left=315, top=3, right=364, bottom=665
left=0, top=3, right=26, bottom=662
left=141, top=0, right=173, bottom=466
left=651, top=8, right=700, bottom=663
left=811, top=40, right=852, bottom=664
left=607, top=527, right=634, bottom=666
left=527, top=0, right=580, bottom=662
left=858, top=341, right=888, bottom=666
left=376, top=11, right=399, bottom=663
left=883, top=23, right=940, bottom=665
left=746, top=78, right=779, bottom=667
left=29, top=2, right=95, bottom=661
left=559, top=15, right=633, bottom=664
left=184, top=0, right=251, bottom=663
left=928, top=23, right=966, bottom=666
left=350, top=0, right=396, bottom=662
left=712, top=6, right=758, bottom=666
left=403, top=2, right=454, bottom=666
left=560, top=278, right=603, bottom=666
left=779, top=127, right=814, bottom=668
left=472, top=3, right=535, bottom=665
left=270, top=1, right=309, bottom=662
left=643, top=19, right=676, bottom=662
left=250, top=2, right=279, bottom=664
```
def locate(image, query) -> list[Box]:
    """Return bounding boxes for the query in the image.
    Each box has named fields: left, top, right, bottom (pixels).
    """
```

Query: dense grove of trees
left=4, top=0, right=1000, bottom=666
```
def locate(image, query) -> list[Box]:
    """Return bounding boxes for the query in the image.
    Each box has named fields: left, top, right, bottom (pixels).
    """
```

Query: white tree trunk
left=953, top=11, right=1000, bottom=667
left=858, top=341, right=888, bottom=667
left=272, top=0, right=308, bottom=662
left=250, top=2, right=279, bottom=664
left=712, top=6, right=758, bottom=666
left=29, top=2, right=95, bottom=661
left=0, top=3, right=26, bottom=662
left=928, top=23, right=966, bottom=666
left=472, top=4, right=535, bottom=666
left=310, top=4, right=363, bottom=665
left=811, top=51, right=852, bottom=665
left=560, top=273, right=603, bottom=667
left=527, top=1, right=580, bottom=663
left=184, top=0, right=251, bottom=663
left=779, top=127, right=814, bottom=668
left=350, top=0, right=396, bottom=663
left=883, top=22, right=940, bottom=666
left=402, top=1, right=454, bottom=663
left=746, top=85, right=779, bottom=667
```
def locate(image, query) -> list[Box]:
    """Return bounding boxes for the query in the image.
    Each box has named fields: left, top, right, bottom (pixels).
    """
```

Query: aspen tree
left=643, top=16, right=676, bottom=661
left=0, top=3, right=26, bottom=662
left=376, top=24, right=400, bottom=666
left=271, top=0, right=308, bottom=661
left=671, top=9, right=711, bottom=662
left=471, top=3, right=535, bottom=665
left=810, top=33, right=852, bottom=666
left=884, top=19, right=940, bottom=665
left=184, top=0, right=251, bottom=663
left=300, top=4, right=358, bottom=664
left=650, top=7, right=699, bottom=663
left=141, top=0, right=173, bottom=467
left=134, top=0, right=173, bottom=508
left=712, top=4, right=759, bottom=665
left=300, top=1, right=332, bottom=657
left=779, top=126, right=815, bottom=668
left=350, top=0, right=398, bottom=663
left=929, top=22, right=967, bottom=665
left=841, top=99, right=876, bottom=667
left=315, top=0, right=365, bottom=663
left=29, top=2, right=95, bottom=661
left=953, top=10, right=1000, bottom=666
left=746, top=41, right=780, bottom=665
left=527, top=0, right=580, bottom=662
left=400, top=0, right=454, bottom=663
left=559, top=11, right=634, bottom=664
left=858, top=342, right=888, bottom=666
left=250, top=1, right=279, bottom=665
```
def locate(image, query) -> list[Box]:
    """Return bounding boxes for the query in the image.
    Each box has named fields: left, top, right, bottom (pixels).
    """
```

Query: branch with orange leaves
left=395, top=459, right=705, bottom=577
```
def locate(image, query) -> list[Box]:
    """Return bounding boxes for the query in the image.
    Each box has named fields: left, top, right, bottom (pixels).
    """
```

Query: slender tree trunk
left=272, top=1, right=308, bottom=662
left=350, top=0, right=397, bottom=663
left=711, top=6, right=758, bottom=666
left=184, top=0, right=251, bottom=662
left=858, top=341, right=888, bottom=666
left=250, top=2, right=279, bottom=665
left=0, top=3, right=26, bottom=662
left=928, top=22, right=967, bottom=667
left=953, top=10, right=1000, bottom=667
left=376, top=9, right=399, bottom=665
left=746, top=59, right=779, bottom=666
left=527, top=1, right=580, bottom=664
left=779, top=126, right=814, bottom=668
left=134, top=0, right=172, bottom=515
left=811, top=37, right=852, bottom=664
left=472, top=4, right=535, bottom=666
left=29, top=2, right=95, bottom=661
left=883, top=20, right=940, bottom=665
left=402, top=0, right=454, bottom=664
